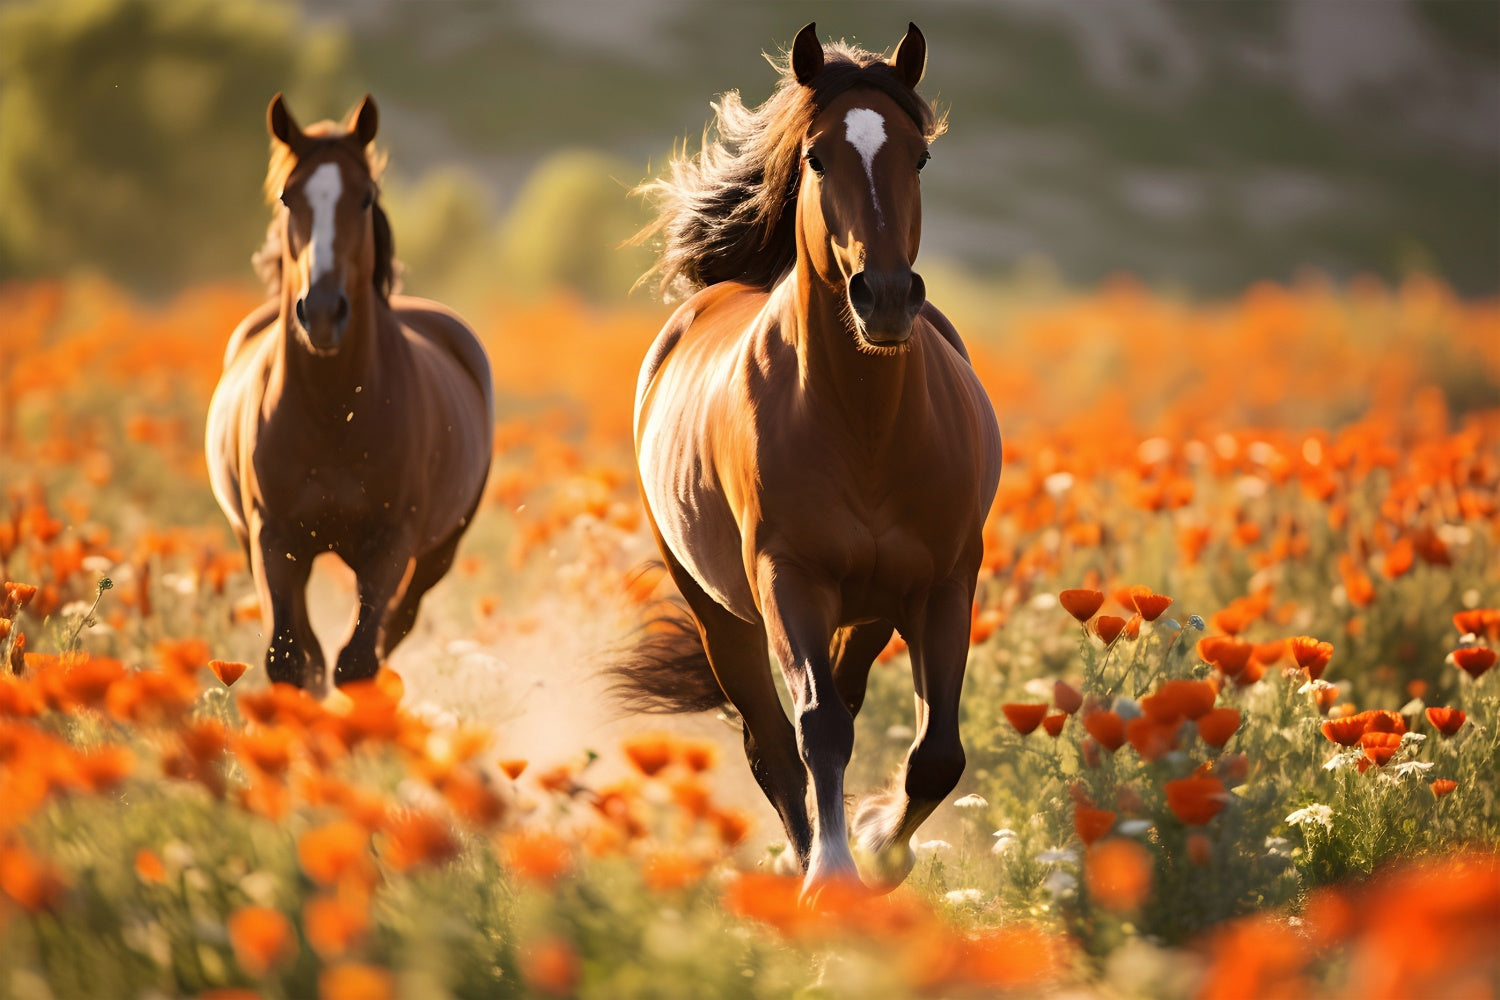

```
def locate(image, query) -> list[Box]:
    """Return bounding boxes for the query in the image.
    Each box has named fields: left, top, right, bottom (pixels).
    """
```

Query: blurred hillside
left=1, top=0, right=1496, bottom=301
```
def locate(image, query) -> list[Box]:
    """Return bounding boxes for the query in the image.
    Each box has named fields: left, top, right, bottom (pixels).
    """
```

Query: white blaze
left=843, top=107, right=887, bottom=228
left=304, top=162, right=343, bottom=283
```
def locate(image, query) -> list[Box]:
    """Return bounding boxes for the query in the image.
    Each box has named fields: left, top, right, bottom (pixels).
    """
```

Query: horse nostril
left=907, top=272, right=927, bottom=317
left=848, top=272, right=875, bottom=321
left=295, top=298, right=307, bottom=327
left=335, top=295, right=350, bottom=323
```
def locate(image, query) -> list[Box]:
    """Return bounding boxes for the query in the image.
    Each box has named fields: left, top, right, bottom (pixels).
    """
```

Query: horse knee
left=905, top=738, right=965, bottom=804
left=795, top=701, right=855, bottom=769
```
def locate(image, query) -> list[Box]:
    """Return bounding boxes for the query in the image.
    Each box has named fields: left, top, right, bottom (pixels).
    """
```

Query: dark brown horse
left=207, top=94, right=493, bottom=690
left=621, top=24, right=1001, bottom=898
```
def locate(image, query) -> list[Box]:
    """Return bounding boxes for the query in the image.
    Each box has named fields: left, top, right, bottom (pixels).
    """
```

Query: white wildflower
left=1113, top=697, right=1142, bottom=721
left=915, top=839, right=951, bottom=854
left=1042, top=869, right=1077, bottom=897
left=1323, top=750, right=1362, bottom=772
left=1285, top=804, right=1334, bottom=831
left=943, top=888, right=985, bottom=906
left=991, top=829, right=1019, bottom=856
left=1399, top=732, right=1427, bottom=748
left=1264, top=836, right=1293, bottom=858
left=952, top=794, right=989, bottom=810
left=1036, top=847, right=1078, bottom=865
left=1391, top=760, right=1434, bottom=780
left=81, top=555, right=114, bottom=575
left=1117, top=819, right=1153, bottom=837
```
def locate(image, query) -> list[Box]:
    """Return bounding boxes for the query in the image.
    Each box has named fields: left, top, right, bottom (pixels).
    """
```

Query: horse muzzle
left=848, top=269, right=926, bottom=346
left=295, top=286, right=350, bottom=354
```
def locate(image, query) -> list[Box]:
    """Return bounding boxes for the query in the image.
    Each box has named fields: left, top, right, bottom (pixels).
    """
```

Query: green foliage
left=0, top=0, right=348, bottom=291
left=494, top=150, right=653, bottom=303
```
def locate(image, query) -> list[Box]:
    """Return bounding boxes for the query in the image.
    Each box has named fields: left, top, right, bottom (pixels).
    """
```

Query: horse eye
left=917, top=151, right=931, bottom=173
left=805, top=152, right=824, bottom=177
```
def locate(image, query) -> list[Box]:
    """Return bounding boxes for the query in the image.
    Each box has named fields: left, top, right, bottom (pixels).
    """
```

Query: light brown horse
left=206, top=94, right=493, bottom=690
left=620, top=24, right=1002, bottom=898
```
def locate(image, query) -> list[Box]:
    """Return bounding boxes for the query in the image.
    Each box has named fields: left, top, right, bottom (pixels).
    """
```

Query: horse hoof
left=851, top=839, right=915, bottom=894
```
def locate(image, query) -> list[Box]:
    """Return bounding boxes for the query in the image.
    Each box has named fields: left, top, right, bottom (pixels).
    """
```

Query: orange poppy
left=1125, top=586, right=1173, bottom=622
left=498, top=759, right=529, bottom=781
left=1430, top=779, right=1457, bottom=799
left=298, top=821, right=374, bottom=888
left=679, top=739, right=719, bottom=773
left=1125, top=716, right=1178, bottom=762
left=318, top=962, right=394, bottom=1000
left=501, top=830, right=573, bottom=885
left=1424, top=706, right=1466, bottom=736
left=1452, top=646, right=1496, bottom=679
left=622, top=732, right=675, bottom=777
left=1359, top=731, right=1403, bottom=766
left=1452, top=608, right=1500, bottom=640
left=1041, top=712, right=1068, bottom=737
left=642, top=848, right=708, bottom=893
left=1197, top=635, right=1253, bottom=677
left=520, top=936, right=581, bottom=997
left=712, top=808, right=751, bottom=847
left=1085, top=838, right=1152, bottom=911
left=134, top=848, right=166, bottom=884
left=1186, top=833, right=1211, bottom=867
left=1380, top=537, right=1414, bottom=579
left=380, top=811, right=460, bottom=872
left=1073, top=803, right=1116, bottom=845
left=1141, top=679, right=1217, bottom=722
left=227, top=905, right=296, bottom=977
left=74, top=745, right=136, bottom=793
left=1287, top=637, right=1334, bottom=679
left=234, top=726, right=297, bottom=777
left=436, top=768, right=506, bottom=829
left=1251, top=639, right=1287, bottom=666
left=1059, top=588, right=1104, bottom=622
left=0, top=840, right=68, bottom=912
left=208, top=659, right=249, bottom=687
left=1164, top=775, right=1226, bottom=825
left=1081, top=711, right=1126, bottom=752
left=304, top=895, right=370, bottom=960
left=1002, top=703, right=1049, bottom=735
left=1196, top=708, right=1242, bottom=748
left=1053, top=680, right=1083, bottom=715
left=1093, top=615, right=1128, bottom=644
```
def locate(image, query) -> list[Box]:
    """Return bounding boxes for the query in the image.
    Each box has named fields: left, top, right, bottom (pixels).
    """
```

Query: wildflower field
left=1, top=272, right=1498, bottom=998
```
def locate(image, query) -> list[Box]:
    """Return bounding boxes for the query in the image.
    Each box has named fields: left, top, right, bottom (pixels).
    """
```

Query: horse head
left=266, top=93, right=384, bottom=355
left=794, top=23, right=930, bottom=348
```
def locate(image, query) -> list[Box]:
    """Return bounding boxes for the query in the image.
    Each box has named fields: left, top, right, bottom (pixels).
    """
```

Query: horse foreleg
left=759, top=564, right=859, bottom=896
left=336, top=539, right=416, bottom=685
left=251, top=519, right=322, bottom=689
left=851, top=579, right=970, bottom=892
left=830, top=621, right=895, bottom=717
left=379, top=529, right=464, bottom=659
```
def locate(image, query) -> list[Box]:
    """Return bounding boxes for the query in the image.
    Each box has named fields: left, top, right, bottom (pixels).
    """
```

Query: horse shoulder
left=222, top=300, right=279, bottom=370
left=391, top=295, right=495, bottom=422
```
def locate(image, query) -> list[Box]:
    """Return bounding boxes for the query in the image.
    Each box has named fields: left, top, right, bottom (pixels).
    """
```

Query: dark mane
left=635, top=39, right=945, bottom=300
left=253, top=121, right=398, bottom=302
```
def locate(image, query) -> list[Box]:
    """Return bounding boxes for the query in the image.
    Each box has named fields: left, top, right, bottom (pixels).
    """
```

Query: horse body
left=626, top=24, right=1001, bottom=897
left=207, top=95, right=492, bottom=690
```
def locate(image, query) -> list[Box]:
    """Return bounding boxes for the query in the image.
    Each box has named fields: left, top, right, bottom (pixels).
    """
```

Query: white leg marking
left=304, top=162, right=343, bottom=283
left=844, top=107, right=887, bottom=229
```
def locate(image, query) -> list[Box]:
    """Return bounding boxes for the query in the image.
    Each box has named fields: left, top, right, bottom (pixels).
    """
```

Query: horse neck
left=787, top=247, right=918, bottom=436
left=274, top=278, right=390, bottom=403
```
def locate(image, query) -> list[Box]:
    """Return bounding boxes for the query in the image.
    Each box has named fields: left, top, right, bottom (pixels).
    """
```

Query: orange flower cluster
left=1197, top=852, right=1500, bottom=1000
left=723, top=872, right=1069, bottom=993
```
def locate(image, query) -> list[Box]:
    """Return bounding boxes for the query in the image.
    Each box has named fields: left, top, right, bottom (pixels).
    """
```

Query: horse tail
left=609, top=600, right=727, bottom=715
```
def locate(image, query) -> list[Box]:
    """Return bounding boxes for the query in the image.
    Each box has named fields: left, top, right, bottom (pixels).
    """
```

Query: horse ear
left=890, top=22, right=926, bottom=89
left=348, top=94, right=379, bottom=147
left=791, top=23, right=823, bottom=85
left=267, top=93, right=303, bottom=147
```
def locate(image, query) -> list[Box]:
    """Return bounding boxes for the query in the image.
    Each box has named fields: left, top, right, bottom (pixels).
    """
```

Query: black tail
left=609, top=600, right=727, bottom=714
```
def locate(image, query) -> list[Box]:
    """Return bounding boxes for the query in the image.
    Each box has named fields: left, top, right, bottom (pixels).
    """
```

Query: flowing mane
left=252, top=121, right=398, bottom=302
left=636, top=39, right=945, bottom=300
